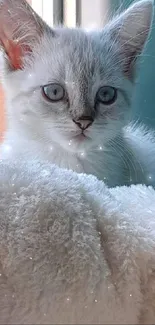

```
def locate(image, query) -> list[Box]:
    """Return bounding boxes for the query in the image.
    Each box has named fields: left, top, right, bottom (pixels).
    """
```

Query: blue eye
left=42, top=83, right=65, bottom=102
left=96, top=86, right=117, bottom=105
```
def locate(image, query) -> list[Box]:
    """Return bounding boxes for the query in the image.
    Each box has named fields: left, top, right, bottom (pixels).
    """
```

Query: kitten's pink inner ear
left=0, top=0, right=49, bottom=70
left=0, top=32, right=31, bottom=70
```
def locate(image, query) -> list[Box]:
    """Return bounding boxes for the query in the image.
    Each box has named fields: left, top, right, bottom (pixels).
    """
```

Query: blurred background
left=0, top=0, right=155, bottom=138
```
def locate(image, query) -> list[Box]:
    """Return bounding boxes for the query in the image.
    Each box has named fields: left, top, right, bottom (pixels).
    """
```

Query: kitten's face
left=7, top=28, right=132, bottom=154
left=0, top=0, right=153, bottom=155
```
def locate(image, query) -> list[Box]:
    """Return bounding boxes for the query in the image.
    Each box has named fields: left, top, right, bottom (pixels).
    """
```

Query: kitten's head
left=0, top=0, right=153, bottom=155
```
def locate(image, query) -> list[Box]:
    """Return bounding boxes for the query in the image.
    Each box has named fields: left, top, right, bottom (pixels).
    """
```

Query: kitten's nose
left=73, top=116, right=94, bottom=130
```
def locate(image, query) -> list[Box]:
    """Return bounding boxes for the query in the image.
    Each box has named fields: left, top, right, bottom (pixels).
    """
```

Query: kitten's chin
left=58, top=134, right=93, bottom=154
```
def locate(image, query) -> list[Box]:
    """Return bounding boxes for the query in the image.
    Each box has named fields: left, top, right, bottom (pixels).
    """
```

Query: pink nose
left=73, top=117, right=94, bottom=130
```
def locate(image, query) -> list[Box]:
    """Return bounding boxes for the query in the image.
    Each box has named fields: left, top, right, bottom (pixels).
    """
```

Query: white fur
left=0, top=157, right=155, bottom=323
left=2, top=120, right=155, bottom=187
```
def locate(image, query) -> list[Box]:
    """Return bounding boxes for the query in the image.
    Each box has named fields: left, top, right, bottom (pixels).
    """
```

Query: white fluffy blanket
left=0, top=158, right=155, bottom=324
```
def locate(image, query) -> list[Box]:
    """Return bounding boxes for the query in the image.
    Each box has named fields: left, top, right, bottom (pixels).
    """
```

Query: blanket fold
left=0, top=158, right=154, bottom=324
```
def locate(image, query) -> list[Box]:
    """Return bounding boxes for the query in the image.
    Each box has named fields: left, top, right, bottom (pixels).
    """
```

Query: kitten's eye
left=96, top=86, right=117, bottom=105
left=42, top=83, right=65, bottom=102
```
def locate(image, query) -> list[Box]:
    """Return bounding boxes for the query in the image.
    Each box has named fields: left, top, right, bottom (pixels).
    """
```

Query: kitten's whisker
left=109, top=139, right=133, bottom=179
left=116, top=135, right=145, bottom=178
left=114, top=135, right=145, bottom=181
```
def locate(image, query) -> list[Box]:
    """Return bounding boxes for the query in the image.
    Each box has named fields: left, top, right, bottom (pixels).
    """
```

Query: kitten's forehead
left=21, top=26, right=127, bottom=95
left=56, top=28, right=118, bottom=66
left=41, top=27, right=122, bottom=83
left=53, top=28, right=101, bottom=74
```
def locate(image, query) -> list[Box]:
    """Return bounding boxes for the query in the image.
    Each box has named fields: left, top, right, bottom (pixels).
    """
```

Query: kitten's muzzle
left=73, top=116, right=94, bottom=131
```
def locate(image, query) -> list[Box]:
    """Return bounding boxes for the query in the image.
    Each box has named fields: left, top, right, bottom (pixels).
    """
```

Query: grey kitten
left=0, top=0, right=155, bottom=187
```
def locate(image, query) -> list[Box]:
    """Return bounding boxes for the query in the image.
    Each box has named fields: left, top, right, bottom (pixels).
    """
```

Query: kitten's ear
left=108, top=0, right=153, bottom=78
left=0, top=0, right=47, bottom=70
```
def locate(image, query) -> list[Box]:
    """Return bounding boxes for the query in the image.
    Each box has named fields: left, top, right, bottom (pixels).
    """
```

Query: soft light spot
left=3, top=144, right=12, bottom=153
left=41, top=169, right=50, bottom=177
left=29, top=257, right=33, bottom=260
left=44, top=313, right=46, bottom=316
left=84, top=305, right=88, bottom=309
left=85, top=24, right=98, bottom=32
left=130, top=294, right=132, bottom=297
left=12, top=295, right=15, bottom=298
left=98, top=146, right=103, bottom=151
left=66, top=297, right=70, bottom=301
left=0, top=274, right=2, bottom=277
left=49, top=146, right=53, bottom=151
left=80, top=152, right=85, bottom=158
left=95, top=299, right=98, bottom=303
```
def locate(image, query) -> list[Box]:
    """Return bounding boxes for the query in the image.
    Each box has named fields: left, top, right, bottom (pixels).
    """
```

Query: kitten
left=0, top=0, right=155, bottom=187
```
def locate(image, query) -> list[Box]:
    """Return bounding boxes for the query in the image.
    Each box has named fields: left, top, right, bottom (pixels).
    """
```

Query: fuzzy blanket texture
left=0, top=158, right=155, bottom=324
